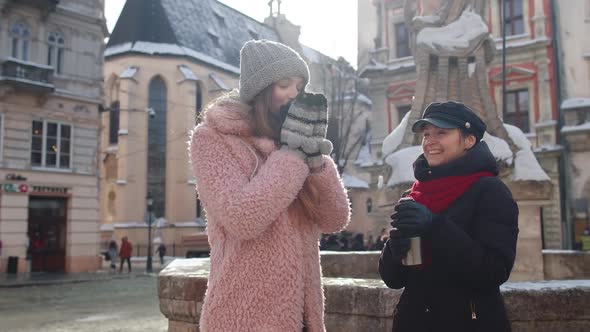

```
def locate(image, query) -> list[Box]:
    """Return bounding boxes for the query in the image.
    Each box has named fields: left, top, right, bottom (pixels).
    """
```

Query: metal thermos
left=402, top=237, right=422, bottom=266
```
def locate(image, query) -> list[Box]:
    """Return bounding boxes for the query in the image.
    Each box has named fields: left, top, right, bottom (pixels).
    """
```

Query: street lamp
left=146, top=192, right=153, bottom=273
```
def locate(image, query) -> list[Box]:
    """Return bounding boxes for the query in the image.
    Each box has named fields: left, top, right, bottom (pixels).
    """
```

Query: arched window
left=11, top=21, right=30, bottom=61
left=47, top=31, right=65, bottom=74
left=147, top=76, right=168, bottom=219
left=108, top=101, right=120, bottom=145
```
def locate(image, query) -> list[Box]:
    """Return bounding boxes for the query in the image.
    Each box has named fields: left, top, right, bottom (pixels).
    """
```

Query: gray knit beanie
left=238, top=39, right=310, bottom=103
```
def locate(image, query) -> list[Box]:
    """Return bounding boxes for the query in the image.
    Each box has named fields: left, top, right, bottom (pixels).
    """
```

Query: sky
left=103, top=0, right=358, bottom=66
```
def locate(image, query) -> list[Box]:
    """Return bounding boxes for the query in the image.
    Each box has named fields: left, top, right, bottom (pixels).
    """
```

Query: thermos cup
left=402, top=237, right=422, bottom=266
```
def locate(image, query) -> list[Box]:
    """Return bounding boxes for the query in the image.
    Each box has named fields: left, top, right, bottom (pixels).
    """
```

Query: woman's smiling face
left=420, top=124, right=476, bottom=167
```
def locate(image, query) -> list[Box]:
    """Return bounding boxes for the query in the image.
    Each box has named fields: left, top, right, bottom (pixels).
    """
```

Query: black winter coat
left=379, top=142, right=519, bottom=332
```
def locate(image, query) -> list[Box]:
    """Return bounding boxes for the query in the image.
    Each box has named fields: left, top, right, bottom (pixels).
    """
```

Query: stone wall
left=543, top=250, right=590, bottom=280
left=159, top=254, right=590, bottom=332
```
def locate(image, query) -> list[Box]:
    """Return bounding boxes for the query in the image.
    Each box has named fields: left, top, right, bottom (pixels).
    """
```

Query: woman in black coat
left=380, top=101, right=519, bottom=332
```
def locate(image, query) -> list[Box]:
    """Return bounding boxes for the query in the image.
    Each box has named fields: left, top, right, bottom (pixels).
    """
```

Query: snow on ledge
left=504, top=124, right=550, bottom=181
left=561, top=122, right=590, bottom=134
left=561, top=98, right=590, bottom=110
left=342, top=173, right=370, bottom=189
left=381, top=123, right=549, bottom=186
left=382, top=111, right=410, bottom=157
left=482, top=132, right=513, bottom=165
left=416, top=9, right=489, bottom=53
left=501, top=279, right=590, bottom=291
left=542, top=249, right=590, bottom=254
left=385, top=146, right=422, bottom=187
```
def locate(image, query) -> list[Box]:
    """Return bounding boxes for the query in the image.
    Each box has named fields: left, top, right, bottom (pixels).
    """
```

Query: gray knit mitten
left=308, top=94, right=333, bottom=168
left=279, top=93, right=332, bottom=168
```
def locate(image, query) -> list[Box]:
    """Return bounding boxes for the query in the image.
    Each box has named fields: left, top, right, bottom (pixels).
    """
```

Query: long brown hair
left=250, top=85, right=320, bottom=221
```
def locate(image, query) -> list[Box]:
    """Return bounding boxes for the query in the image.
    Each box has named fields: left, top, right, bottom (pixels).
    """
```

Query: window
left=501, top=0, right=524, bottom=36
left=395, top=22, right=411, bottom=58
left=504, top=89, right=530, bottom=132
left=148, top=77, right=167, bottom=218
left=47, top=31, right=65, bottom=74
left=108, top=101, right=120, bottom=145
left=11, top=21, right=30, bottom=61
left=31, top=120, right=72, bottom=169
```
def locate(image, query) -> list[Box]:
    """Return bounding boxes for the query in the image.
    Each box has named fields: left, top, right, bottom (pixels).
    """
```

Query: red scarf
left=409, top=171, right=495, bottom=213
left=407, top=171, right=494, bottom=267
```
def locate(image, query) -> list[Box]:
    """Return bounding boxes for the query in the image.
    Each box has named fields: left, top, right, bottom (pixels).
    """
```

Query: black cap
left=411, top=101, right=487, bottom=141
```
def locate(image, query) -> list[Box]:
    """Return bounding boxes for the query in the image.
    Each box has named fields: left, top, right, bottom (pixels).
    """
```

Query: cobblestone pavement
left=0, top=274, right=167, bottom=332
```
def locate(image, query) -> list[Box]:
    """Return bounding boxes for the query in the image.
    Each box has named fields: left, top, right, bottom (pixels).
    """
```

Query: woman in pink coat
left=188, top=39, right=350, bottom=332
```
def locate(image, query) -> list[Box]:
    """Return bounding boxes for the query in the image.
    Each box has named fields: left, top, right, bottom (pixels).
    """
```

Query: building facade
left=101, top=0, right=371, bottom=253
left=358, top=0, right=590, bottom=249
left=0, top=0, right=107, bottom=273
left=555, top=0, right=590, bottom=248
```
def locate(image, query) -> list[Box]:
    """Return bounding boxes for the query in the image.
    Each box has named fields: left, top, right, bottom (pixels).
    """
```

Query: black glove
left=388, top=230, right=411, bottom=262
left=390, top=200, right=436, bottom=236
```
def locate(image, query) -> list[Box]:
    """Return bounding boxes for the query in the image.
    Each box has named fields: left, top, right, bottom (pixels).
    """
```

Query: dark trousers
left=119, top=257, right=131, bottom=272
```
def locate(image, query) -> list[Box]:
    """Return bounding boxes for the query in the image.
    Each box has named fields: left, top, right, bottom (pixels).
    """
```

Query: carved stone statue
left=398, top=0, right=516, bottom=152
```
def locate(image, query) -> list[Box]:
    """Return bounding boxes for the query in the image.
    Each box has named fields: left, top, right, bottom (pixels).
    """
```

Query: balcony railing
left=0, top=58, right=55, bottom=94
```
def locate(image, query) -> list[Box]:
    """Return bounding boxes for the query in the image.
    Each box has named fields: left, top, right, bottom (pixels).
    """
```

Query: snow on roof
left=561, top=98, right=590, bottom=110
left=416, top=9, right=489, bottom=53
left=385, top=146, right=422, bottom=187
left=382, top=111, right=410, bottom=157
left=482, top=132, right=513, bottom=165
left=355, top=141, right=381, bottom=167
left=561, top=122, right=590, bottom=134
left=343, top=93, right=373, bottom=106
left=178, top=65, right=199, bottom=81
left=120, top=66, right=139, bottom=79
left=357, top=94, right=373, bottom=106
left=504, top=124, right=550, bottom=181
left=105, top=41, right=240, bottom=74
left=209, top=73, right=230, bottom=91
left=342, top=173, right=370, bottom=189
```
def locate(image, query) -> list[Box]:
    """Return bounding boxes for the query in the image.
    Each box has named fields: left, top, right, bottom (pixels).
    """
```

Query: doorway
left=27, top=196, right=67, bottom=272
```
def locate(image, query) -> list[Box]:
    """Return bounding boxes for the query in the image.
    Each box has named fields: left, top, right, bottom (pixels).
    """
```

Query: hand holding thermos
left=391, top=199, right=436, bottom=236
left=389, top=198, right=437, bottom=265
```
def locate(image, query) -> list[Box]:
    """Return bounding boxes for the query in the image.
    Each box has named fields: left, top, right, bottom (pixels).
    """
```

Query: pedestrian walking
left=156, top=243, right=166, bottom=265
left=119, top=236, right=132, bottom=273
left=379, top=101, right=519, bottom=332
left=107, top=238, right=118, bottom=271
left=188, top=39, right=350, bottom=331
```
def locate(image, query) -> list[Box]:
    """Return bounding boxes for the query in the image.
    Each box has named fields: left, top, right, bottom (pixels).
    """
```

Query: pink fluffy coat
left=189, top=99, right=350, bottom=332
